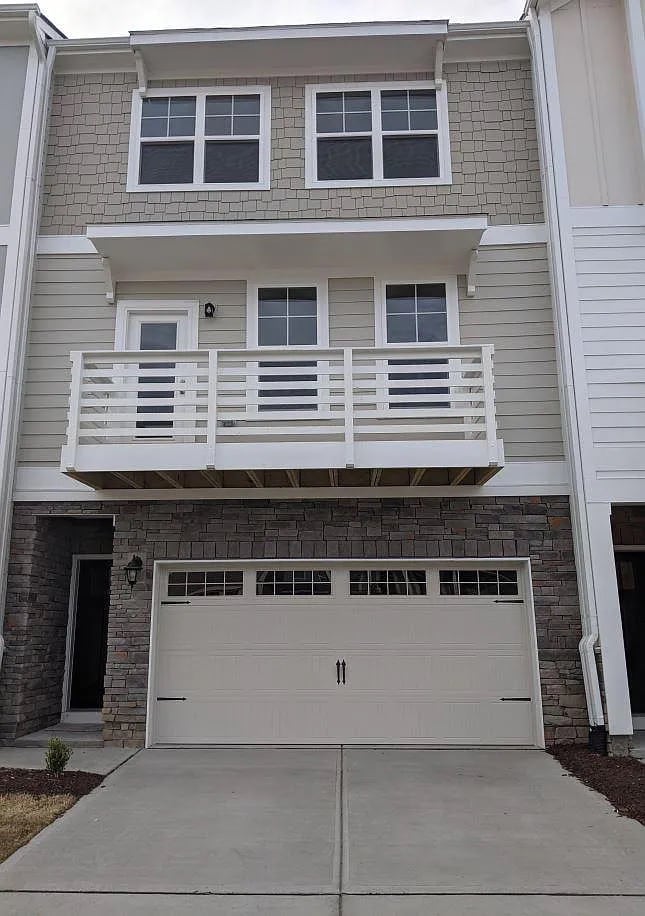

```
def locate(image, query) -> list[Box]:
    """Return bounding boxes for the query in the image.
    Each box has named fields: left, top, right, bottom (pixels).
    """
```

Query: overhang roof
left=53, top=20, right=529, bottom=77
left=86, top=217, right=488, bottom=281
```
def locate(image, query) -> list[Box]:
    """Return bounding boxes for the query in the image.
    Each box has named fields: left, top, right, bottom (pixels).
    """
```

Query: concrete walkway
left=0, top=748, right=644, bottom=914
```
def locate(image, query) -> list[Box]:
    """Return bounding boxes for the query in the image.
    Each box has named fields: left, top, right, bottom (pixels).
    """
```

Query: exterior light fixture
left=124, top=555, right=143, bottom=592
left=204, top=302, right=216, bottom=319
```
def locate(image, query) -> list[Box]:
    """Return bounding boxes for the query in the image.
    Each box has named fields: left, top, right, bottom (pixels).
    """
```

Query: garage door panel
left=155, top=697, right=534, bottom=745
left=158, top=606, right=349, bottom=651
left=156, top=651, right=344, bottom=693
left=344, top=652, right=532, bottom=695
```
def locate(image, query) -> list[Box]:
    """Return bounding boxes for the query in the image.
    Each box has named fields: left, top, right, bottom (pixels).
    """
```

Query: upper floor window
left=127, top=86, right=271, bottom=192
left=305, top=81, right=451, bottom=188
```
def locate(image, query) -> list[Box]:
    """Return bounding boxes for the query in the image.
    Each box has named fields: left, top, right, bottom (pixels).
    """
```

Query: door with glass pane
left=125, top=310, right=194, bottom=435
left=254, top=286, right=321, bottom=414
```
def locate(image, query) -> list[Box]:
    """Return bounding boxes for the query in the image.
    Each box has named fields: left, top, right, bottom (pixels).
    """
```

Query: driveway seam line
left=2, top=890, right=645, bottom=898
left=338, top=744, right=344, bottom=916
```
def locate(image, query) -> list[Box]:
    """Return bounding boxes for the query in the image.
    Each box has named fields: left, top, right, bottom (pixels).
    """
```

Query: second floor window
left=306, top=81, right=450, bottom=187
left=128, top=87, right=271, bottom=191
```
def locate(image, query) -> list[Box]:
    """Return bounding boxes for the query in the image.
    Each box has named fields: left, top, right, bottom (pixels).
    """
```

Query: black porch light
left=124, top=554, right=143, bottom=592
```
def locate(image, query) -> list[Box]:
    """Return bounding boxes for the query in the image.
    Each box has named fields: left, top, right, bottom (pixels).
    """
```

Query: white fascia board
left=87, top=216, right=489, bottom=243
left=130, top=21, right=449, bottom=47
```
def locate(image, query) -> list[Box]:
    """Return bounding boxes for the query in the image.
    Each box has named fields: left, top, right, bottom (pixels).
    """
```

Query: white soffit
left=86, top=217, right=489, bottom=280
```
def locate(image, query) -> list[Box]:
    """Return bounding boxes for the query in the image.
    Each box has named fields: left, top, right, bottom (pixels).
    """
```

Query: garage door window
left=439, top=569, right=519, bottom=597
left=167, top=570, right=244, bottom=597
left=256, top=570, right=332, bottom=596
left=349, top=569, right=427, bottom=596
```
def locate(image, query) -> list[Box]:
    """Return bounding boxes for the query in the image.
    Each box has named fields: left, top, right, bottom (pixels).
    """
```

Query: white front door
left=120, top=304, right=198, bottom=435
left=150, top=564, right=541, bottom=747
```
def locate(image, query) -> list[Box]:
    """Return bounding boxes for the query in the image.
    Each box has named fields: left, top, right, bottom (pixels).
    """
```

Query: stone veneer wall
left=40, top=61, right=543, bottom=233
left=1, top=497, right=586, bottom=746
left=0, top=514, right=113, bottom=739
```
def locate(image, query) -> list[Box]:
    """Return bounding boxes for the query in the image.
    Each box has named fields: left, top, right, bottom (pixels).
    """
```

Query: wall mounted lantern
left=204, top=302, right=217, bottom=319
left=124, top=555, right=143, bottom=592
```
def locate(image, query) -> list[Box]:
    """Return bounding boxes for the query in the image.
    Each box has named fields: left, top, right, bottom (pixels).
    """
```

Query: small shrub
left=44, top=738, right=72, bottom=775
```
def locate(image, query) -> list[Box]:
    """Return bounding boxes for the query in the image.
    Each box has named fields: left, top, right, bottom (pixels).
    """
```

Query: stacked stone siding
left=0, top=514, right=113, bottom=739
left=40, top=61, right=543, bottom=234
left=0, top=497, right=586, bottom=746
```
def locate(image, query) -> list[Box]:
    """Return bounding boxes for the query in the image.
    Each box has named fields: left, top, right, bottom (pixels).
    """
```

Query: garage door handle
left=157, top=696, right=186, bottom=701
left=341, top=659, right=346, bottom=685
left=336, top=660, right=341, bottom=685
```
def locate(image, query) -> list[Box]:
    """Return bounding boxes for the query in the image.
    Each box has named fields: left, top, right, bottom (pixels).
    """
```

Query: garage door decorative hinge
left=157, top=696, right=187, bottom=701
left=160, top=600, right=191, bottom=605
left=499, top=697, right=531, bottom=702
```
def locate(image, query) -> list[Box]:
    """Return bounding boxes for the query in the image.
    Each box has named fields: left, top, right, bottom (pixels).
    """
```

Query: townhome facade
left=527, top=0, right=645, bottom=754
left=0, top=12, right=588, bottom=749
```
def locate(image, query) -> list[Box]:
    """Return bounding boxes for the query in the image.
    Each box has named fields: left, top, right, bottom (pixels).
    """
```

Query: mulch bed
left=0, top=768, right=103, bottom=798
left=551, top=745, right=645, bottom=827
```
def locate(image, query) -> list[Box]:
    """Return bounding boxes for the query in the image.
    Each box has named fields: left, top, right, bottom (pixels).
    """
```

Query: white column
left=587, top=502, right=633, bottom=736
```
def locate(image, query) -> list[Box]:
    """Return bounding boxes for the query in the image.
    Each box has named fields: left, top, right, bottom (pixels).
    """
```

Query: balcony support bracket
left=434, top=39, right=445, bottom=88
left=247, top=470, right=264, bottom=488
left=134, top=50, right=148, bottom=95
left=450, top=467, right=471, bottom=486
left=410, top=468, right=427, bottom=486
left=329, top=469, right=339, bottom=487
left=286, top=469, right=300, bottom=488
left=201, top=469, right=223, bottom=488
left=467, top=248, right=478, bottom=297
left=101, top=257, right=115, bottom=304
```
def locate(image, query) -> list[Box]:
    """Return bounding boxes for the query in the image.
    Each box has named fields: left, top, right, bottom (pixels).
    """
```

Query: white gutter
left=0, top=35, right=56, bottom=673
left=526, top=2, right=604, bottom=727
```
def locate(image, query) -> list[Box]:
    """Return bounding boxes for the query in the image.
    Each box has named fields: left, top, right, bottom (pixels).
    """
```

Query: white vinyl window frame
left=246, top=281, right=330, bottom=349
left=127, top=85, right=272, bottom=192
left=304, top=80, right=452, bottom=189
left=374, top=276, right=460, bottom=347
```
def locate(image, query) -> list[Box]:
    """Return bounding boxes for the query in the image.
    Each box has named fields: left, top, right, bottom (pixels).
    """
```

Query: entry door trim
left=62, top=554, right=113, bottom=721
left=615, top=545, right=645, bottom=728
left=114, top=299, right=199, bottom=351
left=146, top=557, right=544, bottom=749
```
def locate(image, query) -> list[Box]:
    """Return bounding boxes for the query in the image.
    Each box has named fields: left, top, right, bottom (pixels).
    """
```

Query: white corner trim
left=37, top=235, right=96, bottom=255
left=480, top=224, right=547, bottom=246
left=0, top=225, right=9, bottom=246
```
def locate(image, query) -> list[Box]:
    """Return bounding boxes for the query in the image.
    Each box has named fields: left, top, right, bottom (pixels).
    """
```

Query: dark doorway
left=69, top=558, right=112, bottom=710
left=615, top=551, right=645, bottom=716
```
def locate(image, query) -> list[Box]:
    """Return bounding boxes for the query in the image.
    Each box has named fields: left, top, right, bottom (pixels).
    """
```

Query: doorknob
left=342, top=659, right=346, bottom=685
left=336, top=659, right=341, bottom=685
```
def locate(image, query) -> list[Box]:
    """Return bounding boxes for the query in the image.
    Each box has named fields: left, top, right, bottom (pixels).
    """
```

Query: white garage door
left=150, top=564, right=540, bottom=746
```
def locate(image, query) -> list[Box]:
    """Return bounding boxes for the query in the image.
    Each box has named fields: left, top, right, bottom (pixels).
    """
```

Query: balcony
left=61, top=344, right=504, bottom=490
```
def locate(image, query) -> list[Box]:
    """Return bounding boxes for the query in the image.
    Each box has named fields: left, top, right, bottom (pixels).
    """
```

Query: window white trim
left=114, top=299, right=200, bottom=350
left=246, top=281, right=330, bottom=348
left=126, top=85, right=271, bottom=192
left=374, top=276, right=459, bottom=347
left=304, top=80, right=452, bottom=189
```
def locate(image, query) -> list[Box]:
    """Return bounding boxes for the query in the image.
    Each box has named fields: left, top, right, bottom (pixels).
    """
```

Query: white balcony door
left=118, top=302, right=198, bottom=436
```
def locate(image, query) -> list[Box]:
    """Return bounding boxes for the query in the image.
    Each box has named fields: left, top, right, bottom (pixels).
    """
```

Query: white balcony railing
left=61, top=345, right=503, bottom=484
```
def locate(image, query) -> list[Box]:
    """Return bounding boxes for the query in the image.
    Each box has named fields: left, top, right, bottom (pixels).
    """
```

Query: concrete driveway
left=1, top=748, right=645, bottom=914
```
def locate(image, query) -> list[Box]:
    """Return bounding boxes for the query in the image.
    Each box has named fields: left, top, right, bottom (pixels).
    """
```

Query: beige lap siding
left=17, top=248, right=564, bottom=467
left=460, top=244, right=565, bottom=460
left=40, top=61, right=543, bottom=234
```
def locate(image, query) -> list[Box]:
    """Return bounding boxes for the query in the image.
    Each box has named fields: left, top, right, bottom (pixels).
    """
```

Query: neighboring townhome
left=0, top=4, right=63, bottom=686
left=0, top=13, right=585, bottom=751
left=527, top=0, right=645, bottom=755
